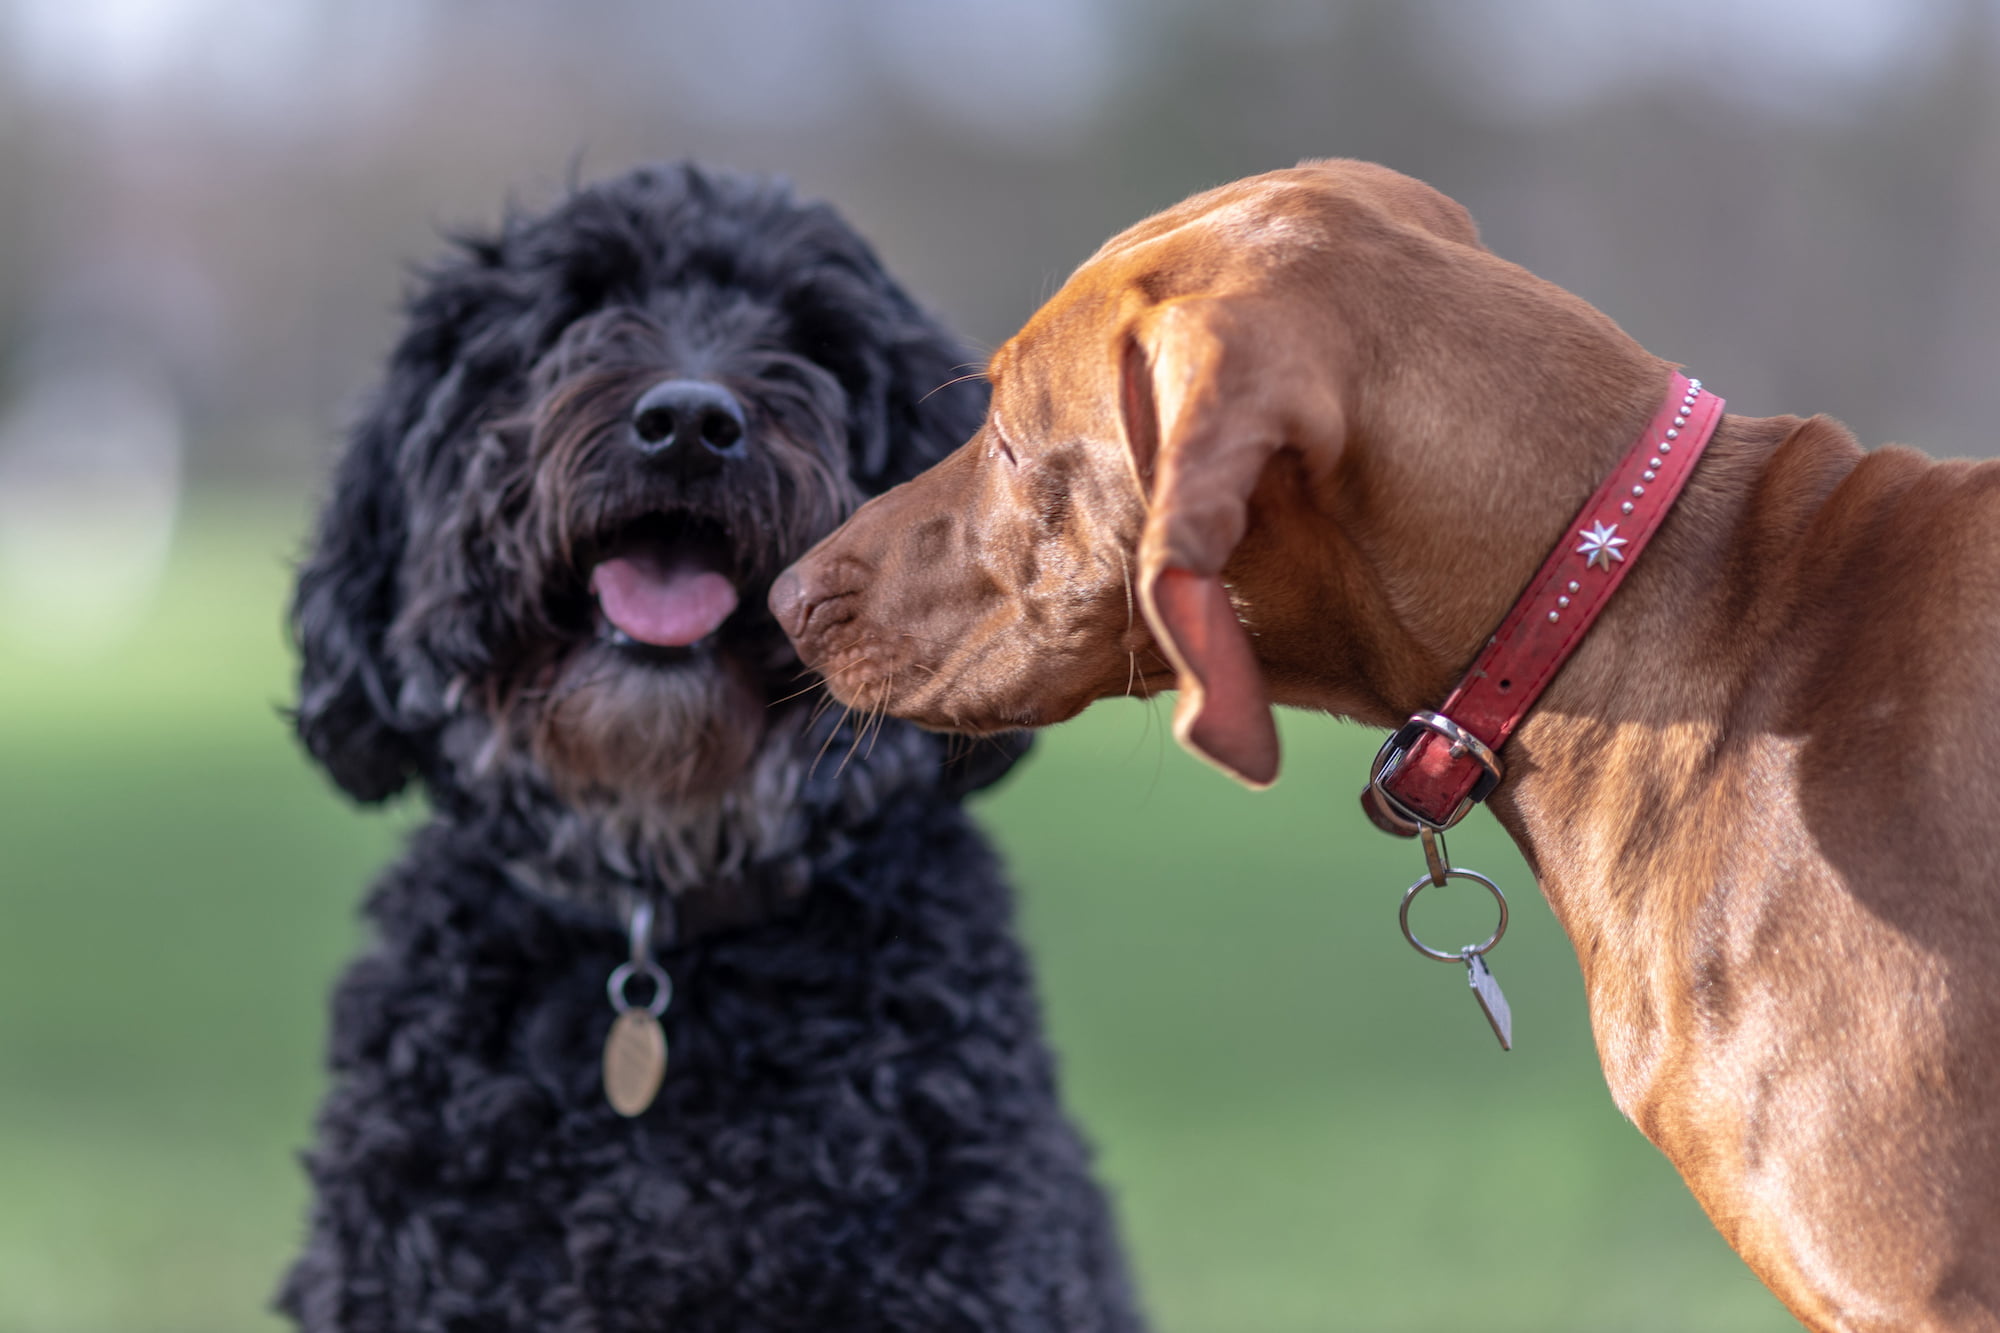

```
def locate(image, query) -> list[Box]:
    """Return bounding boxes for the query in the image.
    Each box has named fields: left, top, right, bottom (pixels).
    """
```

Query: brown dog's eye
left=991, top=434, right=1019, bottom=467
left=1034, top=482, right=1071, bottom=531
left=1028, top=451, right=1076, bottom=531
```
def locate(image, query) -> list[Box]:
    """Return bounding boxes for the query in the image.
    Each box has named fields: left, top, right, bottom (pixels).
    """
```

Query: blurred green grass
left=0, top=501, right=1791, bottom=1332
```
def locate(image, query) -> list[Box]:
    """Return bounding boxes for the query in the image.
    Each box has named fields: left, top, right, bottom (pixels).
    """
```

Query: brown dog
left=769, top=159, right=2000, bottom=1330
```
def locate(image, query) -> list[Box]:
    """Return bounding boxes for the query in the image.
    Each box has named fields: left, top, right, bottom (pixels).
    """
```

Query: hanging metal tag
left=602, top=898, right=673, bottom=1117
left=603, top=1007, right=668, bottom=1116
left=1465, top=953, right=1513, bottom=1051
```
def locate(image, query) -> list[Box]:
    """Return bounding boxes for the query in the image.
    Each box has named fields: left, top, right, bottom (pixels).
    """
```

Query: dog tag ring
left=1398, top=860, right=1513, bottom=1051
left=603, top=899, right=673, bottom=1116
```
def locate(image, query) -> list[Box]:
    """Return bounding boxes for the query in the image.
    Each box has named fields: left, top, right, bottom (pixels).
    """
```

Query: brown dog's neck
left=1485, top=410, right=1867, bottom=928
left=1246, top=346, right=1684, bottom=729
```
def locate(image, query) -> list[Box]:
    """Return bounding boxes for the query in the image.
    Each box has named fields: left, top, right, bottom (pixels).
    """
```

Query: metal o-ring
left=608, top=959, right=673, bottom=1016
left=1399, top=868, right=1509, bottom=962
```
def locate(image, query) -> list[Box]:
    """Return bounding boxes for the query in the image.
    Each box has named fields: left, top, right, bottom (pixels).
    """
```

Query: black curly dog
left=283, top=164, right=1143, bottom=1332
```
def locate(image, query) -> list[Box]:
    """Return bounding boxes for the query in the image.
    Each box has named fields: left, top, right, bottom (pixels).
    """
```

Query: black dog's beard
left=532, top=636, right=765, bottom=803
left=452, top=572, right=908, bottom=904
left=452, top=658, right=939, bottom=907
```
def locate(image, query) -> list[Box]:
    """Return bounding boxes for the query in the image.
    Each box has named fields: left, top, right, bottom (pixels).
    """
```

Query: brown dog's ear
left=1145, top=568, right=1278, bottom=787
left=1127, top=300, right=1286, bottom=788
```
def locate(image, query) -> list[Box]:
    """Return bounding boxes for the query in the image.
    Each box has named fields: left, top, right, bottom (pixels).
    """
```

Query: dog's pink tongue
left=591, top=556, right=738, bottom=647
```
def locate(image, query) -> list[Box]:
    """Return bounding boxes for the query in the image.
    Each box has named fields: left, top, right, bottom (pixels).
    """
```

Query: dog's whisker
left=808, top=697, right=860, bottom=777
left=833, top=697, right=875, bottom=777
left=864, top=693, right=897, bottom=759
left=805, top=687, right=842, bottom=729
left=833, top=727, right=864, bottom=779
left=775, top=654, right=875, bottom=713
left=835, top=687, right=897, bottom=777
left=789, top=656, right=870, bottom=704
left=768, top=677, right=832, bottom=707
left=859, top=701, right=884, bottom=761
left=919, top=369, right=991, bottom=404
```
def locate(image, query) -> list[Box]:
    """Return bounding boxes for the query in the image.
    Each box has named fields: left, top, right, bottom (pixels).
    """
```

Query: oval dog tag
left=602, top=1008, right=668, bottom=1117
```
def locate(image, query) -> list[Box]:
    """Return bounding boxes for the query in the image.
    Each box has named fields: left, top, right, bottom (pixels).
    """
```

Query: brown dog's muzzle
left=772, top=427, right=1165, bottom=735
left=768, top=449, right=971, bottom=722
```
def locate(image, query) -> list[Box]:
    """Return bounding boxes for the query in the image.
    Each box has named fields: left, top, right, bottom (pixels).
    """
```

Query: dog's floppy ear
left=1128, top=299, right=1293, bottom=789
left=290, top=352, right=460, bottom=802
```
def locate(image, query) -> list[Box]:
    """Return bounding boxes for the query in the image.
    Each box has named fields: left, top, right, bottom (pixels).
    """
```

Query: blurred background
left=2, top=0, right=1996, bottom=1329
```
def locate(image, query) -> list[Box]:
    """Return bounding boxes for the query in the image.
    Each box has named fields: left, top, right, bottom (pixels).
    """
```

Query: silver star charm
left=1575, top=520, right=1628, bottom=571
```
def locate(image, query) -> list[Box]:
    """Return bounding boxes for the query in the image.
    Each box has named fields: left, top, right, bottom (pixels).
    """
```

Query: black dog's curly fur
left=283, top=165, right=1142, bottom=1331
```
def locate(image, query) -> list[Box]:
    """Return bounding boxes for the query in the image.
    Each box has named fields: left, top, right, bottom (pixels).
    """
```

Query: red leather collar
left=1363, top=371, right=1724, bottom=835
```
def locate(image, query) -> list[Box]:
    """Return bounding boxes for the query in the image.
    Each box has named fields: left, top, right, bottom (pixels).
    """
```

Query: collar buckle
left=1368, top=709, right=1505, bottom=834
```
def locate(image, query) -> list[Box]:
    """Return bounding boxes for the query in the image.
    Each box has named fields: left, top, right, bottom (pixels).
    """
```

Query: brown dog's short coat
left=773, top=160, right=2000, bottom=1331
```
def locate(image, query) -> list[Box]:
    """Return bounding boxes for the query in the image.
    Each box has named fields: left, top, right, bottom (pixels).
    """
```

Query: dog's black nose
left=630, top=380, right=746, bottom=472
